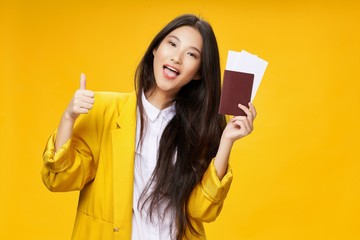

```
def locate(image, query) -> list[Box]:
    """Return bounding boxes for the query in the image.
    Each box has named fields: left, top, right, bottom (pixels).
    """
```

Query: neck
left=145, top=88, right=175, bottom=110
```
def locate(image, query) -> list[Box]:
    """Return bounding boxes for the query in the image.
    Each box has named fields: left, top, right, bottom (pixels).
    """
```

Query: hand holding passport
left=219, top=50, right=268, bottom=116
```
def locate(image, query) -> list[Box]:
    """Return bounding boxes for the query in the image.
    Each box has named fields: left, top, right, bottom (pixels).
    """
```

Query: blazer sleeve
left=41, top=94, right=104, bottom=192
left=187, top=159, right=233, bottom=222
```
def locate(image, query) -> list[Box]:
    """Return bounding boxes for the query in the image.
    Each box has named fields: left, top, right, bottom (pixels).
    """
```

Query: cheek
left=190, top=62, right=201, bottom=75
left=155, top=44, right=169, bottom=57
left=153, top=52, right=163, bottom=70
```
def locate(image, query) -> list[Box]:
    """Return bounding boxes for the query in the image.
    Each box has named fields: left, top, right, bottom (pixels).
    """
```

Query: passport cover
left=219, top=70, right=254, bottom=116
left=226, top=50, right=268, bottom=102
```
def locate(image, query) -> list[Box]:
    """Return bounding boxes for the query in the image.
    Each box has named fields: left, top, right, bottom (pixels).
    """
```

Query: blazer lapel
left=111, top=92, right=137, bottom=239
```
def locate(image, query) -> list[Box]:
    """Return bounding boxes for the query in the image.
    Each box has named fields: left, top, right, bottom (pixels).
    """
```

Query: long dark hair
left=134, top=14, right=226, bottom=239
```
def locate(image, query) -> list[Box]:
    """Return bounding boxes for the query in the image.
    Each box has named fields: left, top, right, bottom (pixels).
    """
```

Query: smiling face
left=151, top=26, right=203, bottom=101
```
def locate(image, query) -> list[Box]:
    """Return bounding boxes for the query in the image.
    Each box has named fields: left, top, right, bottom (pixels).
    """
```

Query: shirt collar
left=142, top=92, right=176, bottom=122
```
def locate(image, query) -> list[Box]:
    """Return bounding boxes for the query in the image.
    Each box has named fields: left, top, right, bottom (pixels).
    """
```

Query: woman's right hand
left=64, top=73, right=95, bottom=122
left=55, top=73, right=94, bottom=151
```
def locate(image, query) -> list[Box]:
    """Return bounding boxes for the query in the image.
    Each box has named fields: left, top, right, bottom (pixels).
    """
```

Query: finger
left=81, top=95, right=95, bottom=104
left=231, top=116, right=247, bottom=122
left=80, top=73, right=86, bottom=90
left=231, top=116, right=249, bottom=129
left=232, top=119, right=250, bottom=136
left=238, top=103, right=252, bottom=116
left=78, top=102, right=94, bottom=110
left=248, top=102, right=257, bottom=119
left=72, top=99, right=93, bottom=111
left=73, top=93, right=95, bottom=106
left=72, top=105, right=91, bottom=114
left=74, top=95, right=95, bottom=105
left=75, top=88, right=95, bottom=99
left=80, top=90, right=95, bottom=98
left=238, top=104, right=253, bottom=121
left=234, top=118, right=252, bottom=133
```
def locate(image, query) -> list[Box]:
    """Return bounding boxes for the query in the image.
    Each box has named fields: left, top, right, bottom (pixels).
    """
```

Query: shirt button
left=113, top=227, right=120, bottom=232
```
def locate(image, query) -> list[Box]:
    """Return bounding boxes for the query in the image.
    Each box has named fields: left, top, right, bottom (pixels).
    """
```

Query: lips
left=163, top=64, right=180, bottom=79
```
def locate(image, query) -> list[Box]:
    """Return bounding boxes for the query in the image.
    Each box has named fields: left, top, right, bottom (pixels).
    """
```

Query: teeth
left=165, top=65, right=179, bottom=73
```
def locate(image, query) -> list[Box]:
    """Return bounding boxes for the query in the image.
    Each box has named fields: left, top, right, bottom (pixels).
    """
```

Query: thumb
left=79, top=73, right=86, bottom=90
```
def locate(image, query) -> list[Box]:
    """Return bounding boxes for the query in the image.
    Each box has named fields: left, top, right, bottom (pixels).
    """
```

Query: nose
left=170, top=56, right=182, bottom=65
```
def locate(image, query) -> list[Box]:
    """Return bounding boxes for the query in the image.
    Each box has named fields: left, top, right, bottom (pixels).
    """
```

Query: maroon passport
left=219, top=70, right=254, bottom=116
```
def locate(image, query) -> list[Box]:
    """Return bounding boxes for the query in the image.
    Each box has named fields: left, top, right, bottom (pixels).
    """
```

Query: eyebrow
left=167, top=35, right=202, bottom=54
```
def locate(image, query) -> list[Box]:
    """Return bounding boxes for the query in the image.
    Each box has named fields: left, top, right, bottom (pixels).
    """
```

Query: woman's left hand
left=221, top=102, right=257, bottom=143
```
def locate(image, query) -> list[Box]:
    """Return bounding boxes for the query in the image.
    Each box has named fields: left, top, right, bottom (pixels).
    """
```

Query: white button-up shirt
left=132, top=93, right=176, bottom=240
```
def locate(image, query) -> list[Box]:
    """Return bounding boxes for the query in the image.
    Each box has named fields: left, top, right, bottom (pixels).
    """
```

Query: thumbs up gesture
left=65, top=73, right=95, bottom=121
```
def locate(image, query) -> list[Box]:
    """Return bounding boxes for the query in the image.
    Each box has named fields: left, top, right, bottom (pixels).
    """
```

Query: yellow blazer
left=42, top=91, right=233, bottom=240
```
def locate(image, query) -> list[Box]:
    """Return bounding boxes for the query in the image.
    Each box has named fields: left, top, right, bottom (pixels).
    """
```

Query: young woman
left=42, top=14, right=256, bottom=240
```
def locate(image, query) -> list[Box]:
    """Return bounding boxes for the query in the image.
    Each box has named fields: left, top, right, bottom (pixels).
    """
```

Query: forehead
left=165, top=26, right=203, bottom=50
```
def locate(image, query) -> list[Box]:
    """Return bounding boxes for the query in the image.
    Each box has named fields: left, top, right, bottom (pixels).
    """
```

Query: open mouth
left=163, top=65, right=180, bottom=77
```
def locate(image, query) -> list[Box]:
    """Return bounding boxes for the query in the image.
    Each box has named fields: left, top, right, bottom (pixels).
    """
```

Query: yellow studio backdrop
left=1, top=0, right=359, bottom=239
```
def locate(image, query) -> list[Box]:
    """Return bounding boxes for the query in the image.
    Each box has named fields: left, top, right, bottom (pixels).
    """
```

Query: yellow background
left=1, top=0, right=359, bottom=239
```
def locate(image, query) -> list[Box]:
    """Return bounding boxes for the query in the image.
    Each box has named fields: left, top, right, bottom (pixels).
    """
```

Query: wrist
left=214, top=137, right=233, bottom=180
left=220, top=134, right=234, bottom=148
left=63, top=111, right=77, bottom=124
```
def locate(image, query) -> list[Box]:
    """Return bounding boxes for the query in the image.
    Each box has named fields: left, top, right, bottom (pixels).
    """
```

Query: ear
left=193, top=72, right=201, bottom=80
left=152, top=48, right=157, bottom=56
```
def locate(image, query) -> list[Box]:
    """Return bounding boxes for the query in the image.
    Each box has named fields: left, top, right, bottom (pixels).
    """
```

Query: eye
left=168, top=41, right=176, bottom=47
left=187, top=52, right=198, bottom=59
